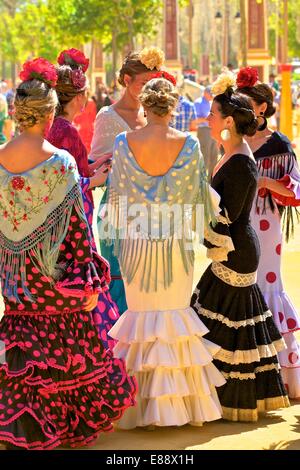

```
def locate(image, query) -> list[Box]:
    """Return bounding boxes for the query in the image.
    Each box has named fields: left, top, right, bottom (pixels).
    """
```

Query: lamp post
left=215, top=4, right=242, bottom=68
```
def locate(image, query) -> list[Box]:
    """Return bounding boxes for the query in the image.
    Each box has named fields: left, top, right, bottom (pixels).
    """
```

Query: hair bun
left=57, top=48, right=89, bottom=72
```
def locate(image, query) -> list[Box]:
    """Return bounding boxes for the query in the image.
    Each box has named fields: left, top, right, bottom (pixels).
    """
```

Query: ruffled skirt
left=0, top=309, right=136, bottom=449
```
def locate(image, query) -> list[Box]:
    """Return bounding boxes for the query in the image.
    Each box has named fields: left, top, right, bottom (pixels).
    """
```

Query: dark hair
left=55, top=65, right=86, bottom=116
left=237, top=83, right=276, bottom=118
left=118, top=52, right=158, bottom=87
left=214, top=88, right=258, bottom=136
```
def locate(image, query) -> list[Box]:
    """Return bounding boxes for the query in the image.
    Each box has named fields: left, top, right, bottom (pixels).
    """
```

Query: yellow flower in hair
left=140, top=47, right=165, bottom=71
left=211, top=71, right=236, bottom=96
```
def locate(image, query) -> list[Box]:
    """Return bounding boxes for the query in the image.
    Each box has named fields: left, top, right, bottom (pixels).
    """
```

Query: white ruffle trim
left=215, top=338, right=286, bottom=364
left=110, top=307, right=226, bottom=428
left=114, top=336, right=220, bottom=371
left=116, top=389, right=224, bottom=429
left=109, top=307, right=210, bottom=343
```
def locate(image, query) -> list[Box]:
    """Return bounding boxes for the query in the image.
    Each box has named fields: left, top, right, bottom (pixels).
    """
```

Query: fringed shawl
left=101, top=132, right=219, bottom=292
left=0, top=150, right=86, bottom=302
left=254, top=131, right=300, bottom=242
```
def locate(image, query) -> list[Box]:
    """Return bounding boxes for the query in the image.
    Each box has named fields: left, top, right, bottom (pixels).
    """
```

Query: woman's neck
left=221, top=134, right=244, bottom=157
left=117, top=90, right=140, bottom=111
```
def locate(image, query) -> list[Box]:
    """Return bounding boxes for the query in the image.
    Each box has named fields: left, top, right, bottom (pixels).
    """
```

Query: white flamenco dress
left=105, top=132, right=230, bottom=428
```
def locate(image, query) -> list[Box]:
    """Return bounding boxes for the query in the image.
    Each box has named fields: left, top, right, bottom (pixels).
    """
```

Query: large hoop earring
left=220, top=128, right=231, bottom=141
left=257, top=112, right=267, bottom=131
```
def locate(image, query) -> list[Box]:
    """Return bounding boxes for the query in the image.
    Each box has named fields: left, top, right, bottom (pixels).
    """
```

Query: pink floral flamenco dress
left=0, top=150, right=136, bottom=449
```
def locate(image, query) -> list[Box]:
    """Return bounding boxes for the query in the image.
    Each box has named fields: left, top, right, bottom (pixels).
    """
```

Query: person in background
left=73, top=91, right=97, bottom=153
left=48, top=48, right=118, bottom=350
left=194, top=86, right=219, bottom=178
left=89, top=46, right=165, bottom=315
left=171, top=87, right=198, bottom=132
left=237, top=66, right=300, bottom=400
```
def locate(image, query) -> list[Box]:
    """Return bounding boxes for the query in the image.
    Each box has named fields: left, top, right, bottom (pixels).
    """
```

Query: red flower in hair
left=236, top=67, right=259, bottom=88
left=57, top=48, right=89, bottom=72
left=151, top=71, right=177, bottom=86
left=19, top=58, right=58, bottom=87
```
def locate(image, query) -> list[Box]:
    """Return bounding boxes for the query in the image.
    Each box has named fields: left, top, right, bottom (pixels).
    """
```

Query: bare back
left=0, top=136, right=58, bottom=174
left=126, top=127, right=187, bottom=176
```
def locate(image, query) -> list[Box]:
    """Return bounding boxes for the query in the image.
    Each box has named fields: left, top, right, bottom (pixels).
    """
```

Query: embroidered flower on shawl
left=1, top=166, right=69, bottom=232
left=57, top=48, right=89, bottom=73
left=140, top=47, right=165, bottom=71
left=211, top=71, right=236, bottom=96
left=11, top=176, right=25, bottom=191
left=19, top=58, right=58, bottom=87
left=236, top=67, right=259, bottom=88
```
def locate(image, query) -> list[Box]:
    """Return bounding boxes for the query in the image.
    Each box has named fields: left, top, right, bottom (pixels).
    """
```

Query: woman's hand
left=83, top=293, right=99, bottom=311
left=88, top=154, right=113, bottom=175
left=89, top=162, right=112, bottom=188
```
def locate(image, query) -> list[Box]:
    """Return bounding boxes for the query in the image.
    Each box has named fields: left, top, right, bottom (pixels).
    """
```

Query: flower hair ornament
left=236, top=67, right=259, bottom=89
left=140, top=46, right=165, bottom=71
left=211, top=71, right=236, bottom=96
left=19, top=58, right=58, bottom=87
left=151, top=71, right=177, bottom=86
left=57, top=48, right=89, bottom=89
left=57, top=48, right=89, bottom=72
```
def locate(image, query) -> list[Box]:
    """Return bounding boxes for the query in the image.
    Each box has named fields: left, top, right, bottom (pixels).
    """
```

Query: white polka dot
left=115, top=150, right=119, bottom=156
left=186, top=165, right=190, bottom=169
left=188, top=185, right=193, bottom=190
left=168, top=195, right=173, bottom=200
left=119, top=141, right=123, bottom=146
left=192, top=160, right=197, bottom=165
left=185, top=175, right=190, bottom=181
left=176, top=180, right=181, bottom=186
left=179, top=160, right=184, bottom=165
left=129, top=197, right=135, bottom=203
left=141, top=192, right=146, bottom=197
left=171, top=172, right=177, bottom=177
left=187, top=149, right=192, bottom=154
left=144, top=185, right=149, bottom=191
left=124, top=158, right=129, bottom=164
left=165, top=186, right=170, bottom=192
left=178, top=199, right=183, bottom=203
left=177, top=192, right=181, bottom=196
left=128, top=152, right=133, bottom=157
left=154, top=197, right=160, bottom=202
left=121, top=174, right=126, bottom=179
left=195, top=170, right=199, bottom=174
left=142, top=202, right=147, bottom=207
left=119, top=182, right=124, bottom=188
left=132, top=188, right=137, bottom=193
left=131, top=176, right=136, bottom=181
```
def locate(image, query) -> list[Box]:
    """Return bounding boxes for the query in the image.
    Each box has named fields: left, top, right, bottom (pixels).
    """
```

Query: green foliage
left=0, top=0, right=163, bottom=64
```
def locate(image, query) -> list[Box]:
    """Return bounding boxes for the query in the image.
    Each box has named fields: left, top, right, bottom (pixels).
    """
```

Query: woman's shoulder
left=96, top=105, right=114, bottom=119
left=228, top=154, right=258, bottom=178
left=272, top=131, right=294, bottom=154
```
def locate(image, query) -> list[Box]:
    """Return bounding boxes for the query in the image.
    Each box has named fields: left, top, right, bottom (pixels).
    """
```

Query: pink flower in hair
left=71, top=69, right=86, bottom=89
left=19, top=58, right=58, bottom=87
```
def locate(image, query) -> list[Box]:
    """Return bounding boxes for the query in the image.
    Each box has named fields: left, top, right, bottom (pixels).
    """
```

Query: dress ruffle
left=0, top=310, right=136, bottom=449
left=109, top=307, right=225, bottom=429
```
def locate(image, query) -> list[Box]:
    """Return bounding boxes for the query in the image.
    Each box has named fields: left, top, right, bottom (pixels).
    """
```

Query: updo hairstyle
left=118, top=52, right=159, bottom=87
left=139, top=78, right=179, bottom=117
left=14, top=80, right=58, bottom=130
left=237, top=83, right=276, bottom=118
left=214, top=88, right=259, bottom=136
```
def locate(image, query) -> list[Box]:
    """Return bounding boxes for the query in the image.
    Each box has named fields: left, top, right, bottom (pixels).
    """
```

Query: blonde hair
left=139, top=78, right=179, bottom=117
left=14, top=79, right=58, bottom=130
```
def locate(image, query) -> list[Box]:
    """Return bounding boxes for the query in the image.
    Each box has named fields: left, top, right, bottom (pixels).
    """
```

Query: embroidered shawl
left=0, top=150, right=86, bottom=302
left=102, top=132, right=220, bottom=291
